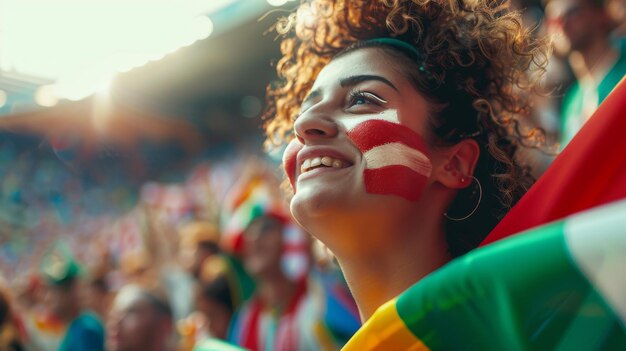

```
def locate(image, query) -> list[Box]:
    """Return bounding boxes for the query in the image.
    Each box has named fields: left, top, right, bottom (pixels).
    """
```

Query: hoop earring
left=444, top=176, right=483, bottom=221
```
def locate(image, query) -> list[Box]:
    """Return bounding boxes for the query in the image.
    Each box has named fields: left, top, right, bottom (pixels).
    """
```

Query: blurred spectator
left=41, top=242, right=105, bottom=351
left=119, top=249, right=156, bottom=286
left=84, top=276, right=111, bottom=321
left=178, top=221, right=221, bottom=279
left=608, top=0, right=626, bottom=37
left=228, top=213, right=312, bottom=350
left=106, top=284, right=175, bottom=351
left=0, top=281, right=26, bottom=351
left=546, top=0, right=626, bottom=146
left=83, top=249, right=114, bottom=321
left=222, top=165, right=352, bottom=350
left=12, top=273, right=65, bottom=351
left=179, top=254, right=254, bottom=351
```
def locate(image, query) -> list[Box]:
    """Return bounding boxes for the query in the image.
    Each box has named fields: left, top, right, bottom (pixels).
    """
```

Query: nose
left=293, top=107, right=338, bottom=144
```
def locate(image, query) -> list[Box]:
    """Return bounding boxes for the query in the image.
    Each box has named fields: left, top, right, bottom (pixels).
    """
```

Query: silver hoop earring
left=444, top=176, right=483, bottom=221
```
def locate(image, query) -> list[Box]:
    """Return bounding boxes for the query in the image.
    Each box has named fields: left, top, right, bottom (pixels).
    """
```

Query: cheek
left=346, top=119, right=432, bottom=202
left=282, top=139, right=302, bottom=191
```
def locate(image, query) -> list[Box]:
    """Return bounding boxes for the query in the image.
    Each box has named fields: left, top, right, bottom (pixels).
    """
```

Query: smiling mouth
left=300, top=156, right=347, bottom=174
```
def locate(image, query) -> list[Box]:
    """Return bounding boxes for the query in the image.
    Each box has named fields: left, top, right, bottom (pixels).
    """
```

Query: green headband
left=365, top=38, right=427, bottom=73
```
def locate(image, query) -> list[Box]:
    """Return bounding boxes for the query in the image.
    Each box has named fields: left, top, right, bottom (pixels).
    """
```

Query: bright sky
left=0, top=0, right=236, bottom=101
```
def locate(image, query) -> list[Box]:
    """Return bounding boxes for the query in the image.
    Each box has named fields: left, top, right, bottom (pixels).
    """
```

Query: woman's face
left=285, top=48, right=443, bottom=253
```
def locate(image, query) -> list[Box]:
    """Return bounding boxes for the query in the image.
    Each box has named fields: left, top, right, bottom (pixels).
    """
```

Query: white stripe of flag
left=565, top=199, right=626, bottom=327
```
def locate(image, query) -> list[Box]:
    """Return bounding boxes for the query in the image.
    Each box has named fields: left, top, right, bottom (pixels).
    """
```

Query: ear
left=434, top=138, right=480, bottom=190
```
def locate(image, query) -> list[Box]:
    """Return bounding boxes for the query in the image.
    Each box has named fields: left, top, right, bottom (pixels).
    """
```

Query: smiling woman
left=265, top=0, right=551, bottom=321
left=260, top=0, right=561, bottom=344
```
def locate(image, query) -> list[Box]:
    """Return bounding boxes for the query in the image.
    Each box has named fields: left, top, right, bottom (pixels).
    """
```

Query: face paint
left=283, top=139, right=303, bottom=192
left=346, top=118, right=432, bottom=201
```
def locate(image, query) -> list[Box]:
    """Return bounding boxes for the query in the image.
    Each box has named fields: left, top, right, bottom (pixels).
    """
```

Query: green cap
left=40, top=241, right=81, bottom=285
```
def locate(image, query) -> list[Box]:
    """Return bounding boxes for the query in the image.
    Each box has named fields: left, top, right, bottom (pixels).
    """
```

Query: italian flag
left=343, top=199, right=626, bottom=350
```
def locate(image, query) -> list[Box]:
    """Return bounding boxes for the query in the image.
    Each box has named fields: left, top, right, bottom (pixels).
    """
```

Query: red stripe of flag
left=481, top=78, right=626, bottom=246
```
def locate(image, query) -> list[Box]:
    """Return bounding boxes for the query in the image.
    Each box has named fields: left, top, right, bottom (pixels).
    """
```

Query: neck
left=335, top=205, right=451, bottom=321
left=257, top=272, right=299, bottom=312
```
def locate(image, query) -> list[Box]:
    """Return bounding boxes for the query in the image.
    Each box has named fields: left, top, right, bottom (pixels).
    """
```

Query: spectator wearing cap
left=41, top=242, right=105, bottom=351
left=222, top=164, right=348, bottom=351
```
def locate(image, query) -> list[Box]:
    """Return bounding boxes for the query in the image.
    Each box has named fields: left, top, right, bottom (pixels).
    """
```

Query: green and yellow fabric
left=343, top=200, right=626, bottom=350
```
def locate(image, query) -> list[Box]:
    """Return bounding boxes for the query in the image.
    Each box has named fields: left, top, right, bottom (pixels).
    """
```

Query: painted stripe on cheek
left=346, top=119, right=432, bottom=202
left=364, top=142, right=432, bottom=176
left=283, top=139, right=302, bottom=191
left=347, top=119, right=430, bottom=153
left=364, top=166, right=427, bottom=202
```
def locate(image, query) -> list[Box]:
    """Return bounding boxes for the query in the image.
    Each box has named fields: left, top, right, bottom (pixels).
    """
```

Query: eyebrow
left=300, top=74, right=398, bottom=110
left=340, top=75, right=398, bottom=92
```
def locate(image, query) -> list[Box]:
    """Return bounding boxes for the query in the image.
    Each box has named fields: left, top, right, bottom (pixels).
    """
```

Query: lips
left=282, top=139, right=353, bottom=191
left=283, top=139, right=302, bottom=191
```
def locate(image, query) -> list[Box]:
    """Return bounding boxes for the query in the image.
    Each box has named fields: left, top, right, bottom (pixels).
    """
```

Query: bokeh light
left=0, top=90, right=7, bottom=108
left=0, top=0, right=227, bottom=101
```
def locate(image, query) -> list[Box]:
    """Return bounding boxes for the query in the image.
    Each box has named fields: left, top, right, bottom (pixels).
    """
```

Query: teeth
left=310, top=157, right=322, bottom=168
left=301, top=156, right=346, bottom=173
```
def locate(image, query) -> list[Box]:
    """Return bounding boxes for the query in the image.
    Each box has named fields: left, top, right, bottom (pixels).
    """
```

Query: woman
left=263, top=0, right=626, bottom=349
left=266, top=0, right=547, bottom=319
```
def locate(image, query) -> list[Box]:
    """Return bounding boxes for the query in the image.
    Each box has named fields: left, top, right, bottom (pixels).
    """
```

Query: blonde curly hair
left=264, top=0, right=551, bottom=255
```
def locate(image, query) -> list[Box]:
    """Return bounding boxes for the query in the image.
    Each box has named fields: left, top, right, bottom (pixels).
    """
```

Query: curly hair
left=263, top=0, right=551, bottom=256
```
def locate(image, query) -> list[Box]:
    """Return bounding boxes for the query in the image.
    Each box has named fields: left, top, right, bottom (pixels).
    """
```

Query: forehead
left=312, top=48, right=408, bottom=90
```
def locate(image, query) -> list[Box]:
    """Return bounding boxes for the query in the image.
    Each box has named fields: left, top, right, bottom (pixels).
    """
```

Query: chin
left=297, top=191, right=423, bottom=249
left=290, top=185, right=346, bottom=225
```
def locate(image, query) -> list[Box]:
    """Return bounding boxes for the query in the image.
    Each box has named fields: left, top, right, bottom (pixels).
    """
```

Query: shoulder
left=72, top=313, right=104, bottom=332
left=66, top=313, right=105, bottom=349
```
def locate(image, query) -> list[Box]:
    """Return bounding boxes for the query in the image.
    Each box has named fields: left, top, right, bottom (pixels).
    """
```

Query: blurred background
left=0, top=0, right=288, bottom=280
left=0, top=0, right=624, bottom=350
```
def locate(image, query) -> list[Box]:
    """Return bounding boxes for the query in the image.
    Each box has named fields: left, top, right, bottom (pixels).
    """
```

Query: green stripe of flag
left=392, top=203, right=626, bottom=350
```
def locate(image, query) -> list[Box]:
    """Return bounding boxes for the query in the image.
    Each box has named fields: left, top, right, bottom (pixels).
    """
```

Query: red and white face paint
left=283, top=138, right=303, bottom=191
left=344, top=114, right=432, bottom=202
left=282, top=115, right=431, bottom=202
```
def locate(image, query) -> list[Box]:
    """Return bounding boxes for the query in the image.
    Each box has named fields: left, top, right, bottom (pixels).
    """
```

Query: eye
left=348, top=90, right=387, bottom=108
